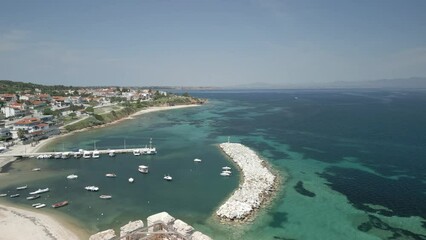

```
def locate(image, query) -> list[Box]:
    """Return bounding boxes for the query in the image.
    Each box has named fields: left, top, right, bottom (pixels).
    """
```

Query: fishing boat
left=138, top=165, right=149, bottom=173
left=35, top=203, right=46, bottom=209
left=26, top=195, right=40, bottom=200
left=99, top=195, right=112, bottom=199
left=10, top=194, right=20, bottom=198
left=52, top=201, right=68, bottom=208
left=84, top=186, right=99, bottom=192
left=67, top=174, right=78, bottom=180
left=32, top=168, right=41, bottom=171
left=194, top=158, right=202, bottom=163
left=16, top=185, right=28, bottom=190
left=30, top=188, right=49, bottom=195
left=163, top=175, right=173, bottom=181
left=128, top=178, right=134, bottom=183
left=105, top=173, right=116, bottom=178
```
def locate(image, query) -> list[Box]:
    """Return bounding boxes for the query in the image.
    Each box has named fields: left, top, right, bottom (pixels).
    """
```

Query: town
left=0, top=80, right=203, bottom=150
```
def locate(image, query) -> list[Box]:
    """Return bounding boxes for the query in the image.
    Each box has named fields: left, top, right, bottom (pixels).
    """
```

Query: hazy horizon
left=1, top=0, right=426, bottom=87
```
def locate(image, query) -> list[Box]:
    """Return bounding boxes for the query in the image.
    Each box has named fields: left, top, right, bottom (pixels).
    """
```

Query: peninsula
left=216, top=142, right=280, bottom=222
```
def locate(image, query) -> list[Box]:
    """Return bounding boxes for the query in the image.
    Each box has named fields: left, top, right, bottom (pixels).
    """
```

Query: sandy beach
left=0, top=103, right=200, bottom=240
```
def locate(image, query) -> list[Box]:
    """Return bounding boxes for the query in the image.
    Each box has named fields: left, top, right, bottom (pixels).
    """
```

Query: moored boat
left=92, top=150, right=100, bottom=158
left=222, top=166, right=231, bottom=170
left=32, top=168, right=41, bottom=171
left=16, top=185, right=28, bottom=190
left=194, top=158, right=202, bottom=163
left=35, top=203, right=46, bottom=209
left=220, top=171, right=231, bottom=176
left=99, top=195, right=112, bottom=199
left=0, top=193, right=7, bottom=197
left=26, top=195, right=41, bottom=200
left=32, top=203, right=42, bottom=207
left=163, top=175, right=173, bottom=181
left=128, top=178, right=134, bottom=183
left=52, top=201, right=68, bottom=208
left=133, top=149, right=141, bottom=156
left=83, top=151, right=92, bottom=158
left=29, top=188, right=49, bottom=195
left=67, top=174, right=78, bottom=180
left=10, top=194, right=20, bottom=198
left=138, top=165, right=149, bottom=173
left=84, top=186, right=99, bottom=191
left=105, top=173, right=116, bottom=178
left=108, top=150, right=115, bottom=157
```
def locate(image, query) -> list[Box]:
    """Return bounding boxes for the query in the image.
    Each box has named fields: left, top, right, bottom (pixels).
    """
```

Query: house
left=0, top=94, right=17, bottom=102
left=1, top=106, right=24, bottom=118
left=13, top=117, right=41, bottom=131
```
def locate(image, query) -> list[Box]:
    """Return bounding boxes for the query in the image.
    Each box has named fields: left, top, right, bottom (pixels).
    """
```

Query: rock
left=89, top=229, right=116, bottom=240
left=191, top=231, right=213, bottom=240
left=173, top=219, right=194, bottom=237
left=120, top=220, right=144, bottom=238
left=147, top=211, right=176, bottom=232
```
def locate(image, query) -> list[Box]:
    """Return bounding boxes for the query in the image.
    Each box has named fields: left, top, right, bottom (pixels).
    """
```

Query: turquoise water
left=1, top=90, right=425, bottom=239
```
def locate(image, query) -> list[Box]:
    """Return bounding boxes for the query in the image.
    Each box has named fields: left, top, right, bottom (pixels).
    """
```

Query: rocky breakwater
left=217, top=142, right=278, bottom=222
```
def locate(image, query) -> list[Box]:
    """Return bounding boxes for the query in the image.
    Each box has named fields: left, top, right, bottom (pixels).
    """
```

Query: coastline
left=216, top=142, right=284, bottom=223
left=0, top=103, right=201, bottom=239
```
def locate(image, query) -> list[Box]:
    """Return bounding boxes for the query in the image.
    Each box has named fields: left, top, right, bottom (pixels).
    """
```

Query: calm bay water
left=1, top=89, right=426, bottom=239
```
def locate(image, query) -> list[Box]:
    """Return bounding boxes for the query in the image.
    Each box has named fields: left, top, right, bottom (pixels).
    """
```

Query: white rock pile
left=216, top=143, right=276, bottom=221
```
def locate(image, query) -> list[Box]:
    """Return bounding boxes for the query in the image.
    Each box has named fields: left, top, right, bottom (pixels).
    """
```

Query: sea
left=0, top=89, right=425, bottom=240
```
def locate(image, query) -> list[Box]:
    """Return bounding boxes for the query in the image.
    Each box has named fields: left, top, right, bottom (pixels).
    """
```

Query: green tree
left=85, top=106, right=94, bottom=113
left=17, top=129, right=26, bottom=139
left=69, top=112, right=77, bottom=119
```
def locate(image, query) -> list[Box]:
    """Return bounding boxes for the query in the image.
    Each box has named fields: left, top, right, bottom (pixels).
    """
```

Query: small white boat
left=83, top=151, right=92, bottom=158
left=133, top=149, right=141, bottom=156
left=108, top=150, right=115, bottom=157
left=163, top=175, right=172, bottom=181
left=16, top=185, right=28, bottom=190
left=128, top=178, right=134, bottom=183
left=138, top=165, right=149, bottom=174
left=61, top=152, right=70, bottom=159
left=220, top=171, right=231, bottom=177
left=54, top=154, right=61, bottom=159
left=73, top=152, right=81, bottom=158
left=10, top=194, right=20, bottom=198
left=32, top=168, right=41, bottom=171
left=85, top=186, right=99, bottom=191
left=67, top=174, right=78, bottom=180
left=92, top=150, right=100, bottom=158
left=222, top=170, right=232, bottom=174
left=222, top=166, right=231, bottom=170
left=32, top=203, right=42, bottom=207
left=194, top=158, right=202, bottom=163
left=30, top=188, right=49, bottom=195
left=0, top=193, right=7, bottom=197
left=35, top=203, right=46, bottom=209
left=99, top=195, right=112, bottom=199
left=105, top=173, right=116, bottom=178
left=26, top=195, right=40, bottom=200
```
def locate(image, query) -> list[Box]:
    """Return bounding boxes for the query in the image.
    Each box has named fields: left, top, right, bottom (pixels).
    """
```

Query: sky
left=0, top=0, right=426, bottom=87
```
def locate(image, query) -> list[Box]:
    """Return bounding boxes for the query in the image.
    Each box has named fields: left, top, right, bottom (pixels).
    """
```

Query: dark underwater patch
left=319, top=167, right=426, bottom=219
left=357, top=215, right=426, bottom=240
left=294, top=181, right=316, bottom=197
left=269, top=211, right=288, bottom=228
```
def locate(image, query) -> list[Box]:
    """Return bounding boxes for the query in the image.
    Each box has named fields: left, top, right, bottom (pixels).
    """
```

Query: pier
left=0, top=147, right=157, bottom=158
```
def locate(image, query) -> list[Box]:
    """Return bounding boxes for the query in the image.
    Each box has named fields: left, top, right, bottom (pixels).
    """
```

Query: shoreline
left=0, top=103, right=201, bottom=239
left=216, top=142, right=283, bottom=223
left=0, top=202, right=89, bottom=240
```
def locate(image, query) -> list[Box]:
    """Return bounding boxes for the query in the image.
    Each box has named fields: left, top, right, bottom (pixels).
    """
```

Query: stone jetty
left=89, top=212, right=211, bottom=240
left=216, top=142, right=277, bottom=221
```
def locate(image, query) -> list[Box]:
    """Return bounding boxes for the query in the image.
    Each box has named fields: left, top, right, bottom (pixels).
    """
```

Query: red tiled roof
left=14, top=118, right=40, bottom=125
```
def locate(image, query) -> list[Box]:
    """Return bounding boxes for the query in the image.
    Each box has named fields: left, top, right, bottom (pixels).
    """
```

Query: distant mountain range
left=225, top=77, right=426, bottom=90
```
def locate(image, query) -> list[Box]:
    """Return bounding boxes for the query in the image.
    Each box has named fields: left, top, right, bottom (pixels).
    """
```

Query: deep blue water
left=1, top=89, right=425, bottom=239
